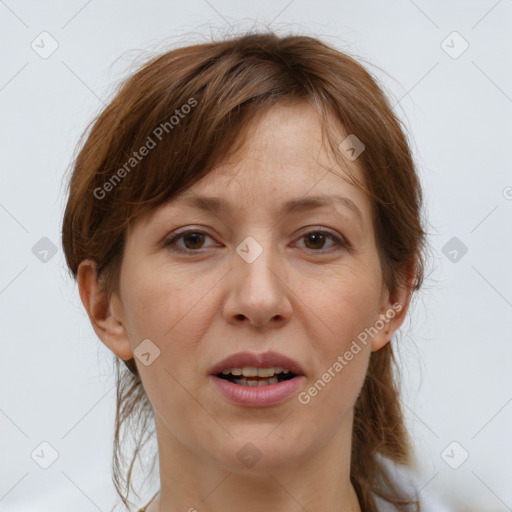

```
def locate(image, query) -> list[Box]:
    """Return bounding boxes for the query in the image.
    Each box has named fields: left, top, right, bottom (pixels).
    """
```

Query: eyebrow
left=176, top=193, right=364, bottom=228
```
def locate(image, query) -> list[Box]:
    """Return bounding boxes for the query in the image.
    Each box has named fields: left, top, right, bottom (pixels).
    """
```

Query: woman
left=62, top=31, right=432, bottom=512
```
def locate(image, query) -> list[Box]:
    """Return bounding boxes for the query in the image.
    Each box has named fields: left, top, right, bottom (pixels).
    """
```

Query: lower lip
left=209, top=375, right=306, bottom=407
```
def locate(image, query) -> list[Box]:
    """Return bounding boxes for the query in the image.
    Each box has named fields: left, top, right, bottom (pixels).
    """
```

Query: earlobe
left=369, top=300, right=404, bottom=352
left=76, top=260, right=134, bottom=361
left=370, top=269, right=415, bottom=352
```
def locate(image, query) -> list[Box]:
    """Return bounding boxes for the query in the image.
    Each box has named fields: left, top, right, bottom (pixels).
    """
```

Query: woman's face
left=99, top=101, right=406, bottom=472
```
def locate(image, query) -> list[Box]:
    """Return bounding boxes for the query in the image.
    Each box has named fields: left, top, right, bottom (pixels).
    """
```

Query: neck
left=147, top=411, right=362, bottom=512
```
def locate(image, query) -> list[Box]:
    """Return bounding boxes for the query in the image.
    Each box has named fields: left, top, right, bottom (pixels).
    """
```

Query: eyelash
left=163, top=228, right=349, bottom=254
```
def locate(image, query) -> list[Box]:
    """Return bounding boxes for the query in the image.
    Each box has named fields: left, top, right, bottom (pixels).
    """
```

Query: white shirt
left=373, top=456, right=452, bottom=511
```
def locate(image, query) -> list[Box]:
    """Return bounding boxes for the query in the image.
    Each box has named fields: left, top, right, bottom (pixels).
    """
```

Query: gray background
left=1, top=0, right=511, bottom=510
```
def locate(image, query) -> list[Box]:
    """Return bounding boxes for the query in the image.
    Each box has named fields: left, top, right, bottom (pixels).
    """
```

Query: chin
left=205, top=426, right=311, bottom=473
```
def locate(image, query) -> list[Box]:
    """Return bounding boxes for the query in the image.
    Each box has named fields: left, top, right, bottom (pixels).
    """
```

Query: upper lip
left=209, top=351, right=305, bottom=376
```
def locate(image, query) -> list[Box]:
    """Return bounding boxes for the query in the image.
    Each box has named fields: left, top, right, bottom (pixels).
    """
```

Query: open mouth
left=216, top=367, right=296, bottom=386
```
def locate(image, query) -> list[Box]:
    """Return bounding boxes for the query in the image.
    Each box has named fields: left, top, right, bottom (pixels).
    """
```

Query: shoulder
left=372, top=455, right=452, bottom=512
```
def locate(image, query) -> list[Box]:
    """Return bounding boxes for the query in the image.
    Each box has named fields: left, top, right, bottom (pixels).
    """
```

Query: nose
left=222, top=238, right=292, bottom=329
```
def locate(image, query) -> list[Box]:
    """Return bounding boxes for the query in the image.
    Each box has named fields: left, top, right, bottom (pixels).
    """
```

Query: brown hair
left=62, top=30, right=427, bottom=511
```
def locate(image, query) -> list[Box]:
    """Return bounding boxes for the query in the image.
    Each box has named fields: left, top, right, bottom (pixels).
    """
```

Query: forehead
left=216, top=100, right=354, bottom=172
left=182, top=102, right=368, bottom=213
left=135, top=101, right=371, bottom=231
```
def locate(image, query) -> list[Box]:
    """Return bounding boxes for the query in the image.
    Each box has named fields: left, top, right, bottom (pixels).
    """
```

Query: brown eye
left=303, top=232, right=327, bottom=250
left=182, top=232, right=206, bottom=250
left=164, top=230, right=214, bottom=253
left=296, top=230, right=347, bottom=252
left=164, top=228, right=348, bottom=254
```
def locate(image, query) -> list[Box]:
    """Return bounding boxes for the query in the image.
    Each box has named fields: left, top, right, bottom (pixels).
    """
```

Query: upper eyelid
left=165, top=227, right=349, bottom=250
left=167, top=226, right=342, bottom=241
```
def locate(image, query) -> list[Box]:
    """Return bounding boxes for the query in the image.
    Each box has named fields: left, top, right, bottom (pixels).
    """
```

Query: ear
left=371, top=264, right=416, bottom=352
left=76, top=259, right=134, bottom=361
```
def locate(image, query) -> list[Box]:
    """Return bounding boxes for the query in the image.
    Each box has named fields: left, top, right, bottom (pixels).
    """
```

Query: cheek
left=297, top=264, right=380, bottom=419
left=121, top=260, right=220, bottom=345
left=308, top=263, right=382, bottom=353
left=293, top=338, right=371, bottom=453
left=120, top=262, right=220, bottom=406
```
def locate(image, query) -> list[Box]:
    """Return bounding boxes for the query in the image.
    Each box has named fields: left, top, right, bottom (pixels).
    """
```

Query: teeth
left=222, top=366, right=290, bottom=377
left=242, top=366, right=258, bottom=377
left=233, top=377, right=279, bottom=386
left=257, top=367, right=276, bottom=377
